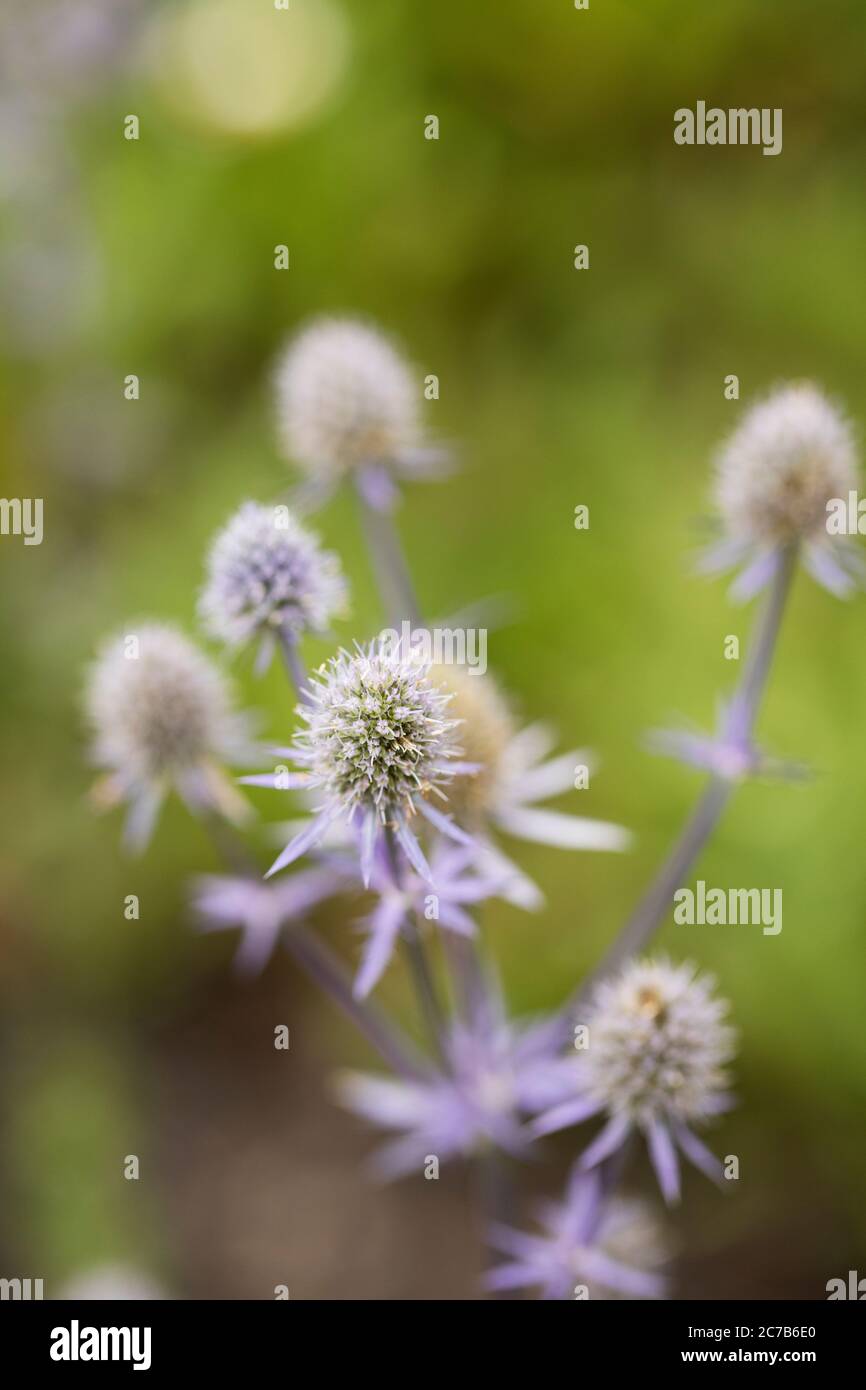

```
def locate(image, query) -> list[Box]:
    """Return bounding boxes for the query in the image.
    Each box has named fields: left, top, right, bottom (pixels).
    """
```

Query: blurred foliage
left=1, top=0, right=865, bottom=1290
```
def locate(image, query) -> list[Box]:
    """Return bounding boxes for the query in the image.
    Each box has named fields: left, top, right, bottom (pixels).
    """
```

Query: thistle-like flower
left=242, top=642, right=471, bottom=884
left=274, top=317, right=445, bottom=510
left=531, top=957, right=736, bottom=1204
left=199, top=501, right=348, bottom=668
left=86, top=624, right=252, bottom=850
left=428, top=666, right=631, bottom=908
left=337, top=994, right=575, bottom=1179
left=487, top=1168, right=667, bottom=1300
left=704, top=382, right=862, bottom=598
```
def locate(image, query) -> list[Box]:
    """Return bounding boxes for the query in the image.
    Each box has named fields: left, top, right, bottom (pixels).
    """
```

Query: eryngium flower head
left=86, top=624, right=251, bottom=849
left=532, top=957, right=735, bottom=1204
left=199, top=501, right=348, bottom=661
left=337, top=995, right=576, bottom=1179
left=302, top=643, right=460, bottom=814
left=251, top=642, right=468, bottom=882
left=427, top=664, right=517, bottom=823
left=579, top=957, right=734, bottom=1124
left=707, top=383, right=862, bottom=597
left=276, top=316, right=416, bottom=476
left=487, top=1170, right=667, bottom=1301
left=428, top=665, right=630, bottom=910
left=716, top=383, right=856, bottom=543
left=274, top=317, right=444, bottom=509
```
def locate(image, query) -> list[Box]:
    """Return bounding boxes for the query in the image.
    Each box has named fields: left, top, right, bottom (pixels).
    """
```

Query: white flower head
left=707, top=383, right=862, bottom=597
left=199, top=501, right=348, bottom=661
left=250, top=641, right=469, bottom=883
left=532, top=957, right=736, bottom=1204
left=715, top=383, right=856, bottom=545
left=580, top=957, right=735, bottom=1127
left=273, top=317, right=444, bottom=509
left=86, top=623, right=252, bottom=849
left=303, top=644, right=459, bottom=814
left=275, top=316, right=417, bottom=477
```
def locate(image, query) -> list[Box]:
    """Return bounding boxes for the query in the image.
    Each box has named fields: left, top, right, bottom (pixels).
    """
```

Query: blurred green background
left=1, top=0, right=865, bottom=1298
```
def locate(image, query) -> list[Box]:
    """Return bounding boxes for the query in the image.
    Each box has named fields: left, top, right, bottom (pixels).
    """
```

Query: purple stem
left=277, top=629, right=312, bottom=706
left=576, top=542, right=796, bottom=1001
left=383, top=827, right=448, bottom=1066
left=354, top=482, right=421, bottom=627
left=283, top=921, right=429, bottom=1082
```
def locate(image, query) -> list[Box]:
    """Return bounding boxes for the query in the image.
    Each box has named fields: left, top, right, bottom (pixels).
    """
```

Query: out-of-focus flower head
left=86, top=623, right=253, bottom=850
left=199, top=501, right=348, bottom=669
left=274, top=317, right=447, bottom=512
left=337, top=989, right=575, bottom=1179
left=703, top=382, right=862, bottom=599
left=429, top=665, right=631, bottom=910
left=487, top=1167, right=668, bottom=1300
left=531, top=957, right=736, bottom=1204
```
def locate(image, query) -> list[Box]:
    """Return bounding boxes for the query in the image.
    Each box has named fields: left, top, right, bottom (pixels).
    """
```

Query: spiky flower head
left=86, top=623, right=251, bottom=849
left=580, top=957, right=734, bottom=1127
left=715, top=384, right=856, bottom=545
left=708, top=383, right=862, bottom=597
left=532, top=958, right=735, bottom=1203
left=254, top=642, right=469, bottom=883
left=275, top=316, right=417, bottom=473
left=198, top=501, right=348, bottom=660
left=298, top=643, right=460, bottom=817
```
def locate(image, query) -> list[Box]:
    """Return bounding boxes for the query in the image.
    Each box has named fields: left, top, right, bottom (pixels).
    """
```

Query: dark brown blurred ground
left=154, top=957, right=482, bottom=1299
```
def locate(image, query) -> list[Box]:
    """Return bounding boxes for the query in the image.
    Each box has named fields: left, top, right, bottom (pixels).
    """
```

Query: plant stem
left=200, top=816, right=426, bottom=1081
left=383, top=827, right=449, bottom=1064
left=277, top=629, right=311, bottom=705
left=572, top=543, right=797, bottom=1015
left=442, top=931, right=488, bottom=1020
left=201, top=809, right=259, bottom=876
left=283, top=921, right=429, bottom=1081
left=355, top=482, right=421, bottom=626
left=476, top=1149, right=519, bottom=1299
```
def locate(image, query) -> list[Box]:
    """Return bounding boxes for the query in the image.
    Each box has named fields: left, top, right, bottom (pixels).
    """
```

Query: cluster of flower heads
left=84, top=316, right=862, bottom=1298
